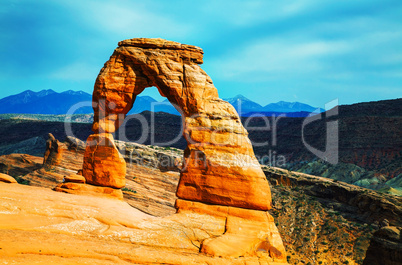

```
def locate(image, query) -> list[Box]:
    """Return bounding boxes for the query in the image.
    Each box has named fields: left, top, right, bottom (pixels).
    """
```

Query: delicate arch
left=91, top=38, right=271, bottom=211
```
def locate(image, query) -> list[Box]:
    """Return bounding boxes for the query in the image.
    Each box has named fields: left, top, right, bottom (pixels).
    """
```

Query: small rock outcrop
left=363, top=226, right=402, bottom=265
left=0, top=173, right=17, bottom=183
left=43, top=133, right=65, bottom=166
left=63, top=174, right=86, bottom=184
left=65, top=136, right=86, bottom=151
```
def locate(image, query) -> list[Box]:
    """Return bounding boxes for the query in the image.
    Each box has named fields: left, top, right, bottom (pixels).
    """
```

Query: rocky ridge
left=264, top=166, right=402, bottom=227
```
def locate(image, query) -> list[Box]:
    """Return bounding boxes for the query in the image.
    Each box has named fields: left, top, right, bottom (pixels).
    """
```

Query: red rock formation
left=80, top=38, right=286, bottom=261
left=63, top=174, right=86, bottom=184
left=176, top=199, right=287, bottom=259
left=88, top=38, right=271, bottom=211
left=54, top=182, right=124, bottom=200
left=82, top=133, right=126, bottom=189
left=0, top=173, right=17, bottom=183
left=43, top=133, right=65, bottom=166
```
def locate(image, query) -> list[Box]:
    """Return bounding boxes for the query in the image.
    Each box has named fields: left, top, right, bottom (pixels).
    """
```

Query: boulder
left=363, top=226, right=402, bottom=265
left=0, top=173, right=17, bottom=183
left=54, top=182, right=123, bottom=200
left=64, top=174, right=86, bottom=184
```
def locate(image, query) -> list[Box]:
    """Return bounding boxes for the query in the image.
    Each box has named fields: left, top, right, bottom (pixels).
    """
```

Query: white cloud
left=210, top=38, right=352, bottom=81
left=60, top=0, right=192, bottom=40
left=208, top=7, right=402, bottom=83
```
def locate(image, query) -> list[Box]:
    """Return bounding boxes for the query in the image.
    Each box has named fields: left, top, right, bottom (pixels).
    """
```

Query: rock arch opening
left=113, top=90, right=185, bottom=149
left=87, top=38, right=272, bottom=210
left=73, top=38, right=289, bottom=261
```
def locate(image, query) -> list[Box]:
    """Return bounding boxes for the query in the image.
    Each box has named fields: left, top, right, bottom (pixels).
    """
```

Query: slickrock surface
left=0, top=153, right=43, bottom=182
left=91, top=38, right=272, bottom=211
left=0, top=183, right=287, bottom=265
left=11, top=137, right=181, bottom=217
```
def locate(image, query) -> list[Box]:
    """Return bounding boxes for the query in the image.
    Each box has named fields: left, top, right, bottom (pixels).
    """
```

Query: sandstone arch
left=79, top=38, right=288, bottom=261
left=88, top=38, right=272, bottom=211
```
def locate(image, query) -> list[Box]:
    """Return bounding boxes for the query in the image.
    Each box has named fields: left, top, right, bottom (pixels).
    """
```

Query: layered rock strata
left=80, top=38, right=286, bottom=261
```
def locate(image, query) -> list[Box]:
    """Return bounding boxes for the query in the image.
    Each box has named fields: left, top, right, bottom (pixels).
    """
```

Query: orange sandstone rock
left=77, top=38, right=287, bottom=261
left=176, top=199, right=287, bottom=260
left=82, top=133, right=126, bottom=189
left=89, top=38, right=271, bottom=211
left=43, top=133, right=66, bottom=166
left=0, top=173, right=17, bottom=184
left=64, top=174, right=86, bottom=184
left=1, top=183, right=289, bottom=264
left=54, top=182, right=123, bottom=200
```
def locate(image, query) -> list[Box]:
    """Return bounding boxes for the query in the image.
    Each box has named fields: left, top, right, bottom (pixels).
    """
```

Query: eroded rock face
left=363, top=226, right=402, bottom=265
left=82, top=133, right=126, bottom=189
left=89, top=38, right=271, bottom=211
left=1, top=183, right=284, bottom=264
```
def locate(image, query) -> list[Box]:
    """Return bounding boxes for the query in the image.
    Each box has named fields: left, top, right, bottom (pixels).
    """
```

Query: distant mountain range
left=0, top=90, right=323, bottom=116
left=224, top=94, right=323, bottom=112
left=223, top=94, right=324, bottom=117
left=0, top=90, right=93, bottom=114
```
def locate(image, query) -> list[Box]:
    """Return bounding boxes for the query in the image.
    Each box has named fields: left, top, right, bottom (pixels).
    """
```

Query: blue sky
left=0, top=0, right=401, bottom=107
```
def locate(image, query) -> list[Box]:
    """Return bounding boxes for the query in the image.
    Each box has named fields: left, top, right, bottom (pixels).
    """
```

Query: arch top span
left=88, top=38, right=272, bottom=211
left=118, top=38, right=204, bottom=64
